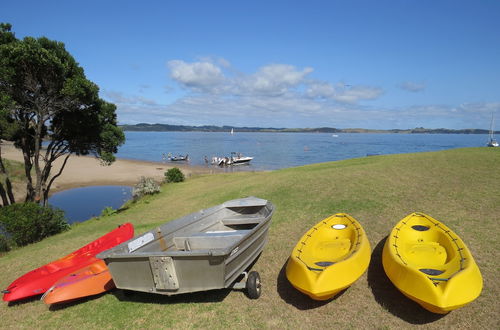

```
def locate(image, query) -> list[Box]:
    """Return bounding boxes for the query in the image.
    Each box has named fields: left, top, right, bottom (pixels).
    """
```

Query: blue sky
left=2, top=0, right=500, bottom=129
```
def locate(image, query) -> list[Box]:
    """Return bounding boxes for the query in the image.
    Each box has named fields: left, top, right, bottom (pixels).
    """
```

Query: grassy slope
left=1, top=148, right=498, bottom=329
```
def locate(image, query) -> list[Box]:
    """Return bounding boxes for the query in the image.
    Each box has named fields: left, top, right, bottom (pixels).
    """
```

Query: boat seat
left=222, top=217, right=265, bottom=226
left=173, top=230, right=250, bottom=251
left=301, top=238, right=352, bottom=264
left=405, top=242, right=447, bottom=266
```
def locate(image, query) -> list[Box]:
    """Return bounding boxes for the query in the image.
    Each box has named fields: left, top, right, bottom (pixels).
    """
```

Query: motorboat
left=230, top=152, right=253, bottom=165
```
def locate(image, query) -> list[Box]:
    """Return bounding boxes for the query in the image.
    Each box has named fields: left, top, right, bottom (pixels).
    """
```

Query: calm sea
left=117, top=131, right=490, bottom=171
left=50, top=132, right=489, bottom=223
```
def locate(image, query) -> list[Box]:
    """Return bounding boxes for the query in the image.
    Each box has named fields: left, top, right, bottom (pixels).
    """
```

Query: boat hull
left=2, top=223, right=133, bottom=302
left=42, top=260, right=114, bottom=305
left=285, top=213, right=371, bottom=300
left=382, top=213, right=482, bottom=314
left=98, top=197, right=274, bottom=296
left=231, top=157, right=253, bottom=164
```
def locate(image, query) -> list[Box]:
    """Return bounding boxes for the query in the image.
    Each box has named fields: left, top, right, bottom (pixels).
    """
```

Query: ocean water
left=50, top=132, right=489, bottom=222
left=117, top=131, right=490, bottom=171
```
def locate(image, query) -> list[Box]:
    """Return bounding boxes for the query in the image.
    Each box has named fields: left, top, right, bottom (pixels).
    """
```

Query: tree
left=0, top=23, right=125, bottom=206
left=0, top=23, right=18, bottom=206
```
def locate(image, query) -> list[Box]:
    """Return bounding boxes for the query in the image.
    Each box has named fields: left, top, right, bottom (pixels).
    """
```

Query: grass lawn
left=1, top=147, right=498, bottom=329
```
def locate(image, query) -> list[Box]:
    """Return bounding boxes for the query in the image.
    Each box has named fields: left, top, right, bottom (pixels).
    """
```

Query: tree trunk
left=42, top=153, right=70, bottom=206
left=0, top=183, right=9, bottom=206
left=33, top=115, right=44, bottom=203
left=22, top=147, right=35, bottom=202
left=0, top=144, right=16, bottom=206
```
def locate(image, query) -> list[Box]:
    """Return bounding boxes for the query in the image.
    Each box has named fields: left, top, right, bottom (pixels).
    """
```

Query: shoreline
left=1, top=141, right=220, bottom=198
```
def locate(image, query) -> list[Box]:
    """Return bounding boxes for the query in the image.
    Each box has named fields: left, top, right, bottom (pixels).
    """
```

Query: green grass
left=1, top=158, right=25, bottom=190
left=3, top=158, right=26, bottom=181
left=1, top=147, right=499, bottom=329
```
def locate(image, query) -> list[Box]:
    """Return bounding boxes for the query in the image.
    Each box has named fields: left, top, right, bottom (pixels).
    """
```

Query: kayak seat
left=301, top=238, right=352, bottom=265
left=405, top=242, right=447, bottom=267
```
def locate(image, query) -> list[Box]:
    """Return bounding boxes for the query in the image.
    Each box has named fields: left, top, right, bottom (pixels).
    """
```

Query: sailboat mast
left=490, top=113, right=495, bottom=138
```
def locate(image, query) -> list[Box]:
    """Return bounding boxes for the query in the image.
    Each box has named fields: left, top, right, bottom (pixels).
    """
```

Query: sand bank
left=1, top=141, right=218, bottom=197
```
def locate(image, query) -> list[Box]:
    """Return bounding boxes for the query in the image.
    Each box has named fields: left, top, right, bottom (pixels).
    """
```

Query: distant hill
left=120, top=123, right=494, bottom=134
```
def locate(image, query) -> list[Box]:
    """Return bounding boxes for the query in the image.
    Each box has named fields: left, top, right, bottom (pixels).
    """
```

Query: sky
left=2, top=0, right=500, bottom=129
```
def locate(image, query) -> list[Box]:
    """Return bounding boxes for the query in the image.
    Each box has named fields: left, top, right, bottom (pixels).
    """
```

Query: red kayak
left=41, top=260, right=114, bottom=305
left=2, top=223, right=134, bottom=302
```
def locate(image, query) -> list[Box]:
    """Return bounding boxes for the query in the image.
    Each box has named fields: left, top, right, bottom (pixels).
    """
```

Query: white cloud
left=167, top=60, right=226, bottom=92
left=306, top=82, right=383, bottom=103
left=103, top=90, right=158, bottom=106
left=399, top=81, right=426, bottom=92
left=239, top=64, right=313, bottom=96
left=113, top=88, right=500, bottom=129
left=306, top=81, right=336, bottom=98
left=166, top=58, right=382, bottom=105
left=333, top=86, right=384, bottom=103
left=110, top=57, right=500, bottom=129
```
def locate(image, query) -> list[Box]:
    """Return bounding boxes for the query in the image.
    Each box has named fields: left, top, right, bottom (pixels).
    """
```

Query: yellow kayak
left=382, top=213, right=483, bottom=314
left=285, top=213, right=371, bottom=300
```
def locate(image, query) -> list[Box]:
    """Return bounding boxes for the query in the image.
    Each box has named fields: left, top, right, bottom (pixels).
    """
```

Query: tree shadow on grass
left=276, top=259, right=347, bottom=310
left=367, top=236, right=446, bottom=324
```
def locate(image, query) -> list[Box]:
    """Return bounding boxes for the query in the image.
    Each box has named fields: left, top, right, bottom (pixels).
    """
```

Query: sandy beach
left=1, top=141, right=216, bottom=198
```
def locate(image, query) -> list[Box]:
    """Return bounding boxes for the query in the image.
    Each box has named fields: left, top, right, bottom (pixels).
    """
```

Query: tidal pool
left=48, top=185, right=133, bottom=224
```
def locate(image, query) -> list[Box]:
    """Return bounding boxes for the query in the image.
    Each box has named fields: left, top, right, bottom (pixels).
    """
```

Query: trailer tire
left=246, top=271, right=261, bottom=299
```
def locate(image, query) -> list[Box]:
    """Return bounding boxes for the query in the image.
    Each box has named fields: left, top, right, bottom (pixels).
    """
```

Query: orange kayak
left=2, top=223, right=133, bottom=302
left=42, top=260, right=114, bottom=304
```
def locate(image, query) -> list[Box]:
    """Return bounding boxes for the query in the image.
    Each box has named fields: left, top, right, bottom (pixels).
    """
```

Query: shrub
left=132, top=177, right=161, bottom=200
left=164, top=167, right=185, bottom=183
left=0, top=202, right=70, bottom=247
left=100, top=206, right=117, bottom=217
left=0, top=234, right=10, bottom=252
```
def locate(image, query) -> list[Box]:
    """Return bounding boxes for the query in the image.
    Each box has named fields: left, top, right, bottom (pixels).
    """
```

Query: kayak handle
left=1, top=289, right=10, bottom=294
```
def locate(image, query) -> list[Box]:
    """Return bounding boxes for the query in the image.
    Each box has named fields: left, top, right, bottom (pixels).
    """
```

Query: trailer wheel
left=246, top=271, right=261, bottom=299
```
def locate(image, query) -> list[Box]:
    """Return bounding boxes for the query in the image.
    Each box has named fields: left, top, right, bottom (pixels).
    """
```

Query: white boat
left=487, top=113, right=499, bottom=147
left=170, top=154, right=189, bottom=161
left=230, top=152, right=253, bottom=165
left=212, top=153, right=253, bottom=166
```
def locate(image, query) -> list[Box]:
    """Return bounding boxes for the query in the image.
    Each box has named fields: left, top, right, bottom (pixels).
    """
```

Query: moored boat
left=286, top=213, right=371, bottom=300
left=230, top=152, right=253, bottom=165
left=2, top=223, right=134, bottom=302
left=212, top=153, right=253, bottom=166
left=382, top=213, right=483, bottom=314
left=41, top=260, right=114, bottom=305
left=487, top=113, right=499, bottom=147
left=170, top=154, right=189, bottom=161
left=98, top=197, right=274, bottom=299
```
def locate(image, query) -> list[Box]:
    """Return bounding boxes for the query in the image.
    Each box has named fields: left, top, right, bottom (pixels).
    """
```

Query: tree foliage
left=0, top=23, right=125, bottom=206
left=0, top=202, right=69, bottom=247
left=164, top=167, right=185, bottom=183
